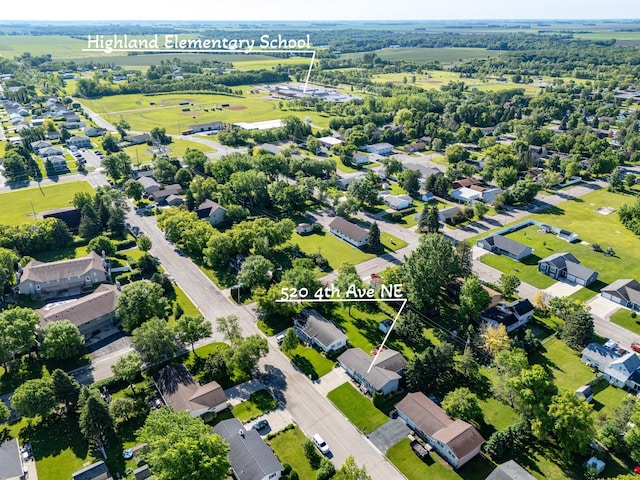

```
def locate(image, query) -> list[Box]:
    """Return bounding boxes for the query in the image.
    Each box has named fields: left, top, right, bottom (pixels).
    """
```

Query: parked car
left=631, top=343, right=640, bottom=354
left=252, top=419, right=269, bottom=431
left=276, top=334, right=285, bottom=346
left=312, top=434, right=330, bottom=455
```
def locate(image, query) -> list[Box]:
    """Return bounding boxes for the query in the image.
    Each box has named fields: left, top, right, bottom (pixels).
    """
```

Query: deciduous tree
left=459, top=275, right=491, bottom=322
left=499, top=274, right=520, bottom=298
left=176, top=315, right=212, bottom=354
left=548, top=389, right=595, bottom=458
left=116, top=281, right=169, bottom=332
left=480, top=324, right=510, bottom=358
left=216, top=315, right=242, bottom=345
left=11, top=378, right=56, bottom=419
left=111, top=352, right=143, bottom=390
left=131, top=318, right=178, bottom=366
left=41, top=320, right=85, bottom=360
left=237, top=255, right=274, bottom=290
left=442, top=387, right=484, bottom=425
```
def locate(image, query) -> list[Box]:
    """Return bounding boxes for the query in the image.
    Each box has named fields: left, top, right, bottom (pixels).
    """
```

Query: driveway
left=587, top=295, right=621, bottom=319
left=311, top=368, right=350, bottom=397
left=542, top=281, right=583, bottom=299
left=367, top=418, right=410, bottom=453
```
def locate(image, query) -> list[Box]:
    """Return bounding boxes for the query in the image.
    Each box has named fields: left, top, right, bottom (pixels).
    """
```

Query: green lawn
left=269, top=426, right=319, bottom=480
left=567, top=287, right=599, bottom=303
left=287, top=344, right=335, bottom=379
left=232, top=389, right=277, bottom=423
left=123, top=138, right=215, bottom=166
left=479, top=252, right=557, bottom=289
left=174, top=285, right=200, bottom=317
left=610, top=308, right=640, bottom=335
left=477, top=397, right=519, bottom=433
left=291, top=230, right=372, bottom=271
left=387, top=438, right=495, bottom=480
left=0, top=181, right=95, bottom=225
left=531, top=338, right=595, bottom=392
left=326, top=382, right=389, bottom=434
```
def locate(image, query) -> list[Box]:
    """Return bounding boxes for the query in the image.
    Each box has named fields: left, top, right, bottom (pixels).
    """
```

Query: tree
left=445, top=144, right=470, bottom=164
left=459, top=275, right=491, bottom=322
left=609, top=166, right=624, bottom=191
left=347, top=177, right=378, bottom=208
left=184, top=148, right=208, bottom=173
left=79, top=388, right=114, bottom=449
left=561, top=309, right=594, bottom=350
left=115, top=118, right=130, bottom=139
left=124, top=179, right=144, bottom=201
left=383, top=157, right=403, bottom=178
left=11, top=378, right=56, bottom=419
left=303, top=438, right=322, bottom=469
left=0, top=401, right=9, bottom=424
left=78, top=203, right=101, bottom=239
left=116, top=281, right=169, bottom=332
left=492, top=348, right=529, bottom=406
left=508, top=364, right=557, bottom=438
left=226, top=335, right=269, bottom=377
left=109, top=397, right=138, bottom=426
left=418, top=204, right=440, bottom=234
left=137, top=235, right=152, bottom=252
left=532, top=291, right=547, bottom=313
left=237, top=255, right=274, bottom=290
left=395, top=311, right=425, bottom=343
left=317, top=458, right=336, bottom=480
left=474, top=201, right=489, bottom=219
left=403, top=234, right=461, bottom=312
left=176, top=315, right=212, bottom=354
left=51, top=369, right=80, bottom=409
left=400, top=169, right=421, bottom=195
left=480, top=324, right=510, bottom=358
left=40, top=320, right=85, bottom=360
left=626, top=173, right=637, bottom=189
left=548, top=389, right=595, bottom=458
left=216, top=315, right=242, bottom=345
left=405, top=342, right=455, bottom=393
left=504, top=179, right=539, bottom=205
left=131, top=318, right=178, bottom=366
left=368, top=222, right=381, bottom=252
left=499, top=274, right=520, bottom=298
left=101, top=151, right=132, bottom=181
left=280, top=328, right=299, bottom=353
left=0, top=307, right=39, bottom=367
left=442, top=387, right=484, bottom=425
left=87, top=235, right=116, bottom=257
left=137, top=408, right=230, bottom=480
left=111, top=352, right=143, bottom=390
left=153, top=157, right=179, bottom=184
left=334, top=455, right=371, bottom=480
left=494, top=166, right=519, bottom=189
left=0, top=247, right=18, bottom=294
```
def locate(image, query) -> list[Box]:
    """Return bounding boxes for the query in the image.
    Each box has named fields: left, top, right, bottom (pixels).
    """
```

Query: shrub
left=303, top=438, right=321, bottom=469
left=372, top=391, right=384, bottom=409
left=316, top=458, right=335, bottom=480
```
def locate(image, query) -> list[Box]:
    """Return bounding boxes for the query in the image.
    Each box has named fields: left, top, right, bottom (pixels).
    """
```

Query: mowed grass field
left=0, top=181, right=95, bottom=225
left=344, top=47, right=504, bottom=63
left=481, top=190, right=640, bottom=290
left=79, top=90, right=332, bottom=134
left=123, top=137, right=215, bottom=164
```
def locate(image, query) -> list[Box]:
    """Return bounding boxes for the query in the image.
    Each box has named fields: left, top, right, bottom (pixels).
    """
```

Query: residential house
left=138, top=176, right=161, bottom=195
left=123, top=133, right=150, bottom=145
left=336, top=172, right=365, bottom=190
left=133, top=465, right=152, bottom=480
left=258, top=143, right=283, bottom=155
left=39, top=146, right=64, bottom=158
left=353, top=152, right=370, bottom=165
left=404, top=141, right=426, bottom=153
left=30, top=140, right=52, bottom=154
left=450, top=187, right=482, bottom=204
left=328, top=217, right=369, bottom=248
left=581, top=342, right=640, bottom=390
left=150, top=184, right=182, bottom=202
left=481, top=188, right=504, bottom=205
left=481, top=299, right=535, bottom=333
left=154, top=364, right=229, bottom=417
left=294, top=309, right=347, bottom=353
left=452, top=178, right=479, bottom=189
left=438, top=206, right=461, bottom=223
left=384, top=194, right=413, bottom=210
left=366, top=142, right=394, bottom=155
left=40, top=207, right=82, bottom=231
left=476, top=235, right=532, bottom=261
left=601, top=279, right=640, bottom=311
left=420, top=191, right=435, bottom=202
left=17, top=252, right=109, bottom=298
left=557, top=229, right=579, bottom=243
left=318, top=136, right=342, bottom=149
left=538, top=252, right=599, bottom=286
left=295, top=223, right=313, bottom=235
left=45, top=155, right=68, bottom=172
left=38, top=284, right=120, bottom=340
left=188, top=121, right=224, bottom=133
left=72, top=461, right=113, bottom=480
left=165, top=194, right=184, bottom=207
left=338, top=347, right=406, bottom=395
left=84, top=126, right=107, bottom=137
left=485, top=460, right=536, bottom=480
left=66, top=136, right=92, bottom=148
left=195, top=199, right=227, bottom=226
left=396, top=392, right=485, bottom=468
left=0, top=438, right=25, bottom=480
left=212, top=418, right=283, bottom=480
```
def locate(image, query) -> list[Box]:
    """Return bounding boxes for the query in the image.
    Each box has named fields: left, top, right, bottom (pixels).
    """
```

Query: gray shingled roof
left=297, top=309, right=347, bottom=349
left=328, top=217, right=368, bottom=242
left=582, top=342, right=620, bottom=368
left=72, top=460, right=112, bottom=480
left=21, top=251, right=105, bottom=283
left=338, top=348, right=402, bottom=391
left=482, top=235, right=531, bottom=257
left=0, top=438, right=23, bottom=480
left=485, top=460, right=536, bottom=480
left=212, top=418, right=283, bottom=480
left=601, top=279, right=640, bottom=305
left=39, top=283, right=119, bottom=330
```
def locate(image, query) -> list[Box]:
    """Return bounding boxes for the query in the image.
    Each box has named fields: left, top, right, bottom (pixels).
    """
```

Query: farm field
left=344, top=47, right=505, bottom=63
left=0, top=181, right=95, bottom=225
left=79, top=91, right=331, bottom=134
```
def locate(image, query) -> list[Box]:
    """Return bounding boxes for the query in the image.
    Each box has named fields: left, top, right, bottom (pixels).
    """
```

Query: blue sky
left=4, top=0, right=640, bottom=21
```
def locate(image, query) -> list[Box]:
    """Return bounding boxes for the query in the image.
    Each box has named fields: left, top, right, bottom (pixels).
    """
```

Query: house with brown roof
left=396, top=392, right=484, bottom=468
left=328, top=217, right=369, bottom=248
left=154, top=364, right=229, bottom=417
left=38, top=284, right=120, bottom=340
left=17, top=252, right=108, bottom=298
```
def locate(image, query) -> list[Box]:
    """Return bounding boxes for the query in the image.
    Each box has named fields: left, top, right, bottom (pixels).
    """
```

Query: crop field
left=79, top=90, right=331, bottom=134
left=344, top=47, right=505, bottom=63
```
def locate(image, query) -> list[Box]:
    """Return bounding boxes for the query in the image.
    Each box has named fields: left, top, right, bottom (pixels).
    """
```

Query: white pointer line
left=81, top=48, right=317, bottom=96
left=276, top=297, right=408, bottom=373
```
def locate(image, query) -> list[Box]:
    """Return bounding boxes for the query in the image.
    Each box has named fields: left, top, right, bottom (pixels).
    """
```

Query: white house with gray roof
left=581, top=342, right=640, bottom=390
left=477, top=234, right=532, bottom=261
left=601, top=279, right=640, bottom=311
left=328, top=217, right=369, bottom=247
left=294, top=309, right=347, bottom=353
left=338, top=347, right=406, bottom=395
